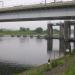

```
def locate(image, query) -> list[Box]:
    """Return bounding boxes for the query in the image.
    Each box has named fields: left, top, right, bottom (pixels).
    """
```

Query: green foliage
left=20, top=27, right=26, bottom=31
left=20, top=27, right=30, bottom=31
left=72, top=49, right=75, bottom=53
left=0, top=29, right=3, bottom=32
left=57, top=60, right=64, bottom=65
left=14, top=64, right=51, bottom=75
left=34, top=27, right=43, bottom=33
left=53, top=29, right=59, bottom=34
left=51, top=61, right=58, bottom=68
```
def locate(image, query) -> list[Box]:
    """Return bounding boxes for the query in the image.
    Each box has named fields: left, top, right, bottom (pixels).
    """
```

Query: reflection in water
left=47, top=39, right=53, bottom=51
left=47, top=39, right=64, bottom=60
left=0, top=37, right=3, bottom=42
left=19, top=37, right=28, bottom=43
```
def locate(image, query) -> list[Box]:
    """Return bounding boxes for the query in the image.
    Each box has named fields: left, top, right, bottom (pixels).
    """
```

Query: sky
left=0, top=0, right=73, bottom=30
left=2, top=0, right=72, bottom=7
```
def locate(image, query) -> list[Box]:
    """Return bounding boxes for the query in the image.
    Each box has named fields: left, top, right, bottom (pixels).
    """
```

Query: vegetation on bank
left=0, top=27, right=59, bottom=36
left=61, top=50, right=75, bottom=75
left=14, top=49, right=75, bottom=75
left=14, top=57, right=64, bottom=75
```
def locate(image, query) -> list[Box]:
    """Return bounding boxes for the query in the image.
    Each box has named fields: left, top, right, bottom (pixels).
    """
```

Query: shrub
left=51, top=61, right=58, bottom=68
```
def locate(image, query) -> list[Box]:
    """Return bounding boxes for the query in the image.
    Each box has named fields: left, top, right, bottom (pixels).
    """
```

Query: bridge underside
left=0, top=16, right=75, bottom=22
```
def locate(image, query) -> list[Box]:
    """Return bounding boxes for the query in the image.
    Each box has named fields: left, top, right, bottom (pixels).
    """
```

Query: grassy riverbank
left=0, top=31, right=40, bottom=35
left=14, top=51, right=75, bottom=75
left=14, top=57, right=64, bottom=75
left=61, top=53, right=75, bottom=75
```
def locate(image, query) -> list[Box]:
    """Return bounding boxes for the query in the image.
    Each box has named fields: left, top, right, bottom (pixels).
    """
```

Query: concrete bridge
left=0, top=1, right=75, bottom=53
left=0, top=1, right=75, bottom=22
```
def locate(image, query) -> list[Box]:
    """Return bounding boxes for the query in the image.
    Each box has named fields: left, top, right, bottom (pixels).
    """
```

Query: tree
left=20, top=27, right=26, bottom=31
left=35, top=27, right=43, bottom=33
left=26, top=28, right=30, bottom=31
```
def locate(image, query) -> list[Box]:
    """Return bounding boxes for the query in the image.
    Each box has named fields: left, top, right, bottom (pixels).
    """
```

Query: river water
left=0, top=36, right=68, bottom=66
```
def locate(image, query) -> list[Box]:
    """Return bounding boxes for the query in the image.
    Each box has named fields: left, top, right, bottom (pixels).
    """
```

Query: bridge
left=0, top=1, right=75, bottom=22
left=0, top=1, right=75, bottom=53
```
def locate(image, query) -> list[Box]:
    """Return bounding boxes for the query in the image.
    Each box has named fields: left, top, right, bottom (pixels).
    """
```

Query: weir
left=47, top=21, right=75, bottom=53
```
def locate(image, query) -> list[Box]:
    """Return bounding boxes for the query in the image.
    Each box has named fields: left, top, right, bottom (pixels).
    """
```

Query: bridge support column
left=64, top=21, right=71, bottom=53
left=47, top=23, right=53, bottom=51
left=59, top=23, right=65, bottom=52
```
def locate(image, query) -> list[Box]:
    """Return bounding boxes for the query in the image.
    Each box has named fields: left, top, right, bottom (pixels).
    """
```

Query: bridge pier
left=47, top=21, right=75, bottom=54
left=47, top=23, right=53, bottom=51
left=59, top=23, right=65, bottom=52
left=64, top=21, right=71, bottom=53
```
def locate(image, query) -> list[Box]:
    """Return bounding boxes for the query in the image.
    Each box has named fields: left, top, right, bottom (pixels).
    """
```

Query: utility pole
left=45, top=0, right=46, bottom=5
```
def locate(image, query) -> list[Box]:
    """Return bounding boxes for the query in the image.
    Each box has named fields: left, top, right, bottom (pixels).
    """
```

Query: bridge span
left=0, top=1, right=75, bottom=22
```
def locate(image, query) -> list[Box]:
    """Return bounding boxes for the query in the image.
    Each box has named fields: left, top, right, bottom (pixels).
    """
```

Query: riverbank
left=45, top=52, right=75, bottom=75
left=14, top=50, right=75, bottom=75
left=0, top=29, right=59, bottom=38
left=14, top=56, right=65, bottom=75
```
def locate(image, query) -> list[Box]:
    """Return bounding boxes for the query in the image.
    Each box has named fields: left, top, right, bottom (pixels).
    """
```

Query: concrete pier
left=59, top=23, right=65, bottom=52
left=47, top=23, right=53, bottom=39
left=64, top=21, right=71, bottom=53
left=47, top=23, right=53, bottom=50
left=47, top=21, right=75, bottom=54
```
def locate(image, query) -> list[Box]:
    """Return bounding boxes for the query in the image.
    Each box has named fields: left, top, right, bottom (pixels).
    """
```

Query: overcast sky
left=0, top=0, right=72, bottom=30
left=2, top=0, right=72, bottom=7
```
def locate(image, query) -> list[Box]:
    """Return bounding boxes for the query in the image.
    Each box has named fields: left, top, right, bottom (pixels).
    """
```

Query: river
left=0, top=36, right=71, bottom=66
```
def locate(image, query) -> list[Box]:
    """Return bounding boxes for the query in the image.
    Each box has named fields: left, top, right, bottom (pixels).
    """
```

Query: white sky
left=2, top=0, right=72, bottom=7
left=0, top=0, right=73, bottom=30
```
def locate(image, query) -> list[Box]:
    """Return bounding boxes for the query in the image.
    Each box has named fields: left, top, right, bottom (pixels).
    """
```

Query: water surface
left=0, top=36, right=64, bottom=66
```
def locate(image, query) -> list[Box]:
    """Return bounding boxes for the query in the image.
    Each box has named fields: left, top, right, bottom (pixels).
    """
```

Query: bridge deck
left=0, top=1, right=75, bottom=12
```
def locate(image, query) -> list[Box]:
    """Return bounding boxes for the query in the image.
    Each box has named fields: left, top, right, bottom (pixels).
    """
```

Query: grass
left=14, top=51, right=75, bottom=75
left=61, top=54, right=75, bottom=75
